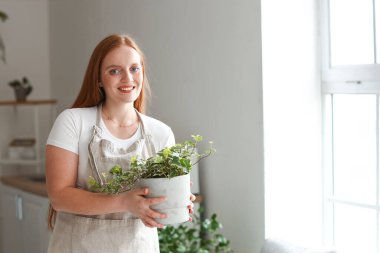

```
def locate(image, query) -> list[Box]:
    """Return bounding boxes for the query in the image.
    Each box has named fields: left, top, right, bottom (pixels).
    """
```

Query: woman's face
left=100, top=45, right=143, bottom=105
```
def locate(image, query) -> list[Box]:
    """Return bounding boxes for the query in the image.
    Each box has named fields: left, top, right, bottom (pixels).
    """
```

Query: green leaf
left=110, top=164, right=122, bottom=175
left=191, top=135, right=203, bottom=142
left=162, top=147, right=171, bottom=158
left=0, top=11, right=8, bottom=22
left=154, top=155, right=164, bottom=163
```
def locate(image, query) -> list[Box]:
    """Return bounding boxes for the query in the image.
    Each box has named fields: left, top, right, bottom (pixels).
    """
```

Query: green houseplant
left=158, top=207, right=233, bottom=253
left=88, top=135, right=214, bottom=193
left=8, top=77, right=33, bottom=101
left=0, top=10, right=8, bottom=63
left=88, top=135, right=215, bottom=224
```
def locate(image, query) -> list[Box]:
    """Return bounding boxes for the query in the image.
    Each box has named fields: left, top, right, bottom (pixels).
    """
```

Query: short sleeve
left=46, top=109, right=79, bottom=154
left=163, top=128, right=175, bottom=148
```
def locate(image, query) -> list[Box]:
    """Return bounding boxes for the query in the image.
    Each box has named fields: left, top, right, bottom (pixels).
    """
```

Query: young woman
left=45, top=34, right=195, bottom=253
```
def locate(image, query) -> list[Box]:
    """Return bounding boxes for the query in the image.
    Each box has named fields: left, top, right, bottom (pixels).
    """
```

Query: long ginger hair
left=48, top=34, right=151, bottom=230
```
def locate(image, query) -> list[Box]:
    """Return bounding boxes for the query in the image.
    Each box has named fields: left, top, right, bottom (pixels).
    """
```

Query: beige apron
left=48, top=105, right=159, bottom=253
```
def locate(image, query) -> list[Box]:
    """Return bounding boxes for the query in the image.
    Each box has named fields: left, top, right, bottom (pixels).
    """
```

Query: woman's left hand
left=188, top=194, right=196, bottom=222
left=188, top=181, right=196, bottom=222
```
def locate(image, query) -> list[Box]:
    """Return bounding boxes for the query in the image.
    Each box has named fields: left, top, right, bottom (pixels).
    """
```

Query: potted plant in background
left=0, top=10, right=8, bottom=63
left=8, top=77, right=33, bottom=101
left=158, top=207, right=234, bottom=253
left=88, top=135, right=215, bottom=225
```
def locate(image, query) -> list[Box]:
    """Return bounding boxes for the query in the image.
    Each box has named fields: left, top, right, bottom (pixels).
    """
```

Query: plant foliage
left=158, top=207, right=233, bottom=253
left=88, top=135, right=215, bottom=194
left=0, top=11, right=7, bottom=22
left=0, top=10, right=8, bottom=63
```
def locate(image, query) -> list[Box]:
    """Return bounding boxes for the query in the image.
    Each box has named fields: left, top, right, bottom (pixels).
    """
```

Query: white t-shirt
left=46, top=106, right=175, bottom=188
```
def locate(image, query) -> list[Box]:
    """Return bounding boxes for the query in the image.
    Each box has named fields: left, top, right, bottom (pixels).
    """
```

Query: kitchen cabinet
left=0, top=100, right=57, bottom=175
left=0, top=184, right=50, bottom=253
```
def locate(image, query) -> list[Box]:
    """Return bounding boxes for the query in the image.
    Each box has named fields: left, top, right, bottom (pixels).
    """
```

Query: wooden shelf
left=0, top=99, right=57, bottom=106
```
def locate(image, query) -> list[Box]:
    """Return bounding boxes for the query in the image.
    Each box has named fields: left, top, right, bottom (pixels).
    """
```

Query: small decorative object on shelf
left=8, top=77, right=33, bottom=101
left=8, top=138, right=36, bottom=160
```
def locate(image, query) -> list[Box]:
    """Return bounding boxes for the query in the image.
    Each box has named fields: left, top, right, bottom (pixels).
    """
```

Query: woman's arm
left=45, top=145, right=167, bottom=227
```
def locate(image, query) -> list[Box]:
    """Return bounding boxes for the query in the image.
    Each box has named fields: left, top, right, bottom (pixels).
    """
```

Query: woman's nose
left=121, top=69, right=133, bottom=82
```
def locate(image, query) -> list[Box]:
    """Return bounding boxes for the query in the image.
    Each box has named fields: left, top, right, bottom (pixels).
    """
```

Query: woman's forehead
left=103, top=45, right=141, bottom=66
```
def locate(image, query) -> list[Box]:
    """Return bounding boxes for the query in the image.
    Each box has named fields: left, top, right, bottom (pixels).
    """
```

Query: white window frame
left=321, top=0, right=380, bottom=251
left=321, top=0, right=380, bottom=93
left=322, top=93, right=380, bottom=250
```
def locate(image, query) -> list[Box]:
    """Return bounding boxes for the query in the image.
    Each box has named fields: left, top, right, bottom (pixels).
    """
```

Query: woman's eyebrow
left=105, top=63, right=141, bottom=70
left=104, top=64, right=121, bottom=70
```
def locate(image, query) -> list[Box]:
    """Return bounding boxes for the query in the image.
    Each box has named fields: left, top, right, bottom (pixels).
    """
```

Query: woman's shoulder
left=58, top=106, right=97, bottom=121
left=139, top=113, right=175, bottom=149
left=139, top=113, right=171, bottom=131
left=139, top=113, right=173, bottom=138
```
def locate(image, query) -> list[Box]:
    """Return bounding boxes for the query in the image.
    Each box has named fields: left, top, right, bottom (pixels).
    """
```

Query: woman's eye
left=130, top=66, right=141, bottom=73
left=109, top=69, right=121, bottom=75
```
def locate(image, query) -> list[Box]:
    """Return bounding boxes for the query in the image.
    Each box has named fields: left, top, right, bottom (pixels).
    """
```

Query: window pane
left=376, top=0, right=380, bottom=63
left=334, top=204, right=376, bottom=253
left=330, top=0, right=374, bottom=65
left=333, top=94, right=376, bottom=205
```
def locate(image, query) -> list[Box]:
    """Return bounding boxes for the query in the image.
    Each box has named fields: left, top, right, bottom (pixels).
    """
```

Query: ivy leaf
left=130, top=156, right=137, bottom=164
left=110, top=164, right=122, bottom=175
left=191, top=135, right=203, bottom=142
left=162, top=147, right=171, bottom=158
left=154, top=155, right=164, bottom=163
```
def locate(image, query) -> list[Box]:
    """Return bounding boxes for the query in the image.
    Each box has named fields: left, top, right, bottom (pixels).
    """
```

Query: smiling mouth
left=118, top=86, right=135, bottom=91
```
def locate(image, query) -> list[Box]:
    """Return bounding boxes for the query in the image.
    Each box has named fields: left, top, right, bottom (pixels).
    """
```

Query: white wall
left=262, top=0, right=323, bottom=247
left=0, top=0, right=51, bottom=174
left=49, top=0, right=265, bottom=252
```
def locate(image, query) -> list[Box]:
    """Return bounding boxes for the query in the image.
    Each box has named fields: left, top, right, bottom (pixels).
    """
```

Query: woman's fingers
left=131, top=187, right=149, bottom=196
left=141, top=208, right=165, bottom=228
left=146, top=208, right=167, bottom=219
left=146, top=195, right=166, bottom=206
left=142, top=221, right=153, bottom=228
left=133, top=189, right=167, bottom=228
left=143, top=216, right=164, bottom=228
left=188, top=193, right=196, bottom=219
left=188, top=202, right=194, bottom=213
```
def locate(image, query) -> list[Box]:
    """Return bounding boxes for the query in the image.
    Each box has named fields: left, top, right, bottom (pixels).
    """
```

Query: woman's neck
left=101, top=102, right=138, bottom=128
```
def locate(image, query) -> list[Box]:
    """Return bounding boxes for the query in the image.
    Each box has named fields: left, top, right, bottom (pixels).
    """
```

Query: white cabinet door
left=1, top=185, right=23, bottom=253
left=0, top=185, right=50, bottom=253
left=21, top=191, right=50, bottom=253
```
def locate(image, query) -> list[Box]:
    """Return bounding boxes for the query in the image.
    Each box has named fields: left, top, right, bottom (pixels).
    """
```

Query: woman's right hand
left=122, top=187, right=167, bottom=228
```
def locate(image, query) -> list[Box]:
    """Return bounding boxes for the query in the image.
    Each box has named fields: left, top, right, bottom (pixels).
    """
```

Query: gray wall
left=49, top=1, right=264, bottom=252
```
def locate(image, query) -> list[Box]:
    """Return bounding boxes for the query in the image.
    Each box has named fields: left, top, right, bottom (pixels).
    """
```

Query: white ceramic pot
left=136, top=173, right=190, bottom=225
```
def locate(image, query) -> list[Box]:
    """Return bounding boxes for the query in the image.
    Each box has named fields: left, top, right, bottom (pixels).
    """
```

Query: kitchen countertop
left=0, top=174, right=47, bottom=197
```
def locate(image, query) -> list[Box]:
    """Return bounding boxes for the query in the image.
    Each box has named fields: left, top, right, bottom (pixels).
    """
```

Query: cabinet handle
left=14, top=195, right=18, bottom=219
left=15, top=195, right=23, bottom=220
